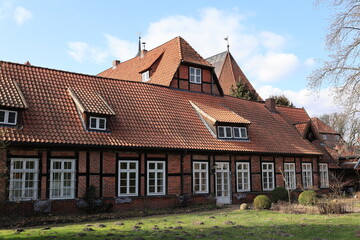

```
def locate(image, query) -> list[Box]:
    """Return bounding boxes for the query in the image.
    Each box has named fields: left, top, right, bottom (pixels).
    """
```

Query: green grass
left=1, top=208, right=360, bottom=239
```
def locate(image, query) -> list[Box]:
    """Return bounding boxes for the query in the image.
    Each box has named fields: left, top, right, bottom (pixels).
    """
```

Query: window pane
left=157, top=163, right=164, bottom=169
left=120, top=162, right=127, bottom=169
left=53, top=161, right=61, bottom=169
left=149, top=163, right=155, bottom=169
left=90, top=118, right=97, bottom=128
left=0, top=111, right=4, bottom=122
left=8, top=112, right=16, bottom=123
left=129, top=162, right=136, bottom=169
left=14, top=161, right=23, bottom=169
left=240, top=128, right=247, bottom=138
left=218, top=127, right=225, bottom=138
left=64, top=162, right=72, bottom=170
left=99, top=119, right=106, bottom=129
left=234, top=128, right=240, bottom=138
left=226, top=127, right=232, bottom=137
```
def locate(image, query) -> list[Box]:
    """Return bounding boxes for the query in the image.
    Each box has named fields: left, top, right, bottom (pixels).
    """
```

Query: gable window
left=322, top=134, right=327, bottom=141
left=50, top=159, right=76, bottom=199
left=218, top=126, right=232, bottom=138
left=141, top=70, right=150, bottom=82
left=0, top=109, right=17, bottom=125
left=189, top=67, right=201, bottom=84
left=237, top=162, right=250, bottom=192
left=302, top=163, right=313, bottom=189
left=89, top=116, right=106, bottom=130
left=319, top=163, right=329, bottom=188
left=262, top=162, right=274, bottom=191
left=193, top=162, right=209, bottom=194
left=284, top=163, right=296, bottom=189
left=118, top=160, right=139, bottom=196
left=147, top=161, right=166, bottom=195
left=234, top=127, right=247, bottom=139
left=9, top=158, right=39, bottom=201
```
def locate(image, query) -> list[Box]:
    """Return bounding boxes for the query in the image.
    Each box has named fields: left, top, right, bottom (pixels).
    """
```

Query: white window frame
left=319, top=163, right=329, bottom=188
left=141, top=70, right=150, bottom=82
left=262, top=162, right=274, bottom=191
left=193, top=162, right=209, bottom=194
left=147, top=160, right=166, bottom=196
left=50, top=159, right=76, bottom=199
left=322, top=134, right=327, bottom=141
left=89, top=116, right=107, bottom=130
left=236, top=162, right=250, bottom=192
left=9, top=158, right=39, bottom=201
left=0, top=109, right=17, bottom=125
left=302, top=163, right=313, bottom=189
left=218, top=126, right=233, bottom=139
left=233, top=127, right=248, bottom=139
left=189, top=67, right=202, bottom=84
left=284, top=163, right=296, bottom=190
left=118, top=160, right=139, bottom=196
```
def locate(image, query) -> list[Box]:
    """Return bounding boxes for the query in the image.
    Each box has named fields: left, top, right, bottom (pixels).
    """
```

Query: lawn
left=1, top=207, right=360, bottom=240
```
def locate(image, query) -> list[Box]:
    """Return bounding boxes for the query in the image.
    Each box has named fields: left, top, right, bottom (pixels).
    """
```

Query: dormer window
left=89, top=116, right=106, bottom=131
left=0, top=109, right=17, bottom=125
left=218, top=126, right=248, bottom=140
left=218, top=126, right=232, bottom=138
left=189, top=67, right=201, bottom=84
left=234, top=127, right=247, bottom=139
left=142, top=70, right=150, bottom=82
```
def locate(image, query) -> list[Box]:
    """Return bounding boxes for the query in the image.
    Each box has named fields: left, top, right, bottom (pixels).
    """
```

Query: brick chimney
left=112, top=60, right=121, bottom=69
left=265, top=98, right=276, bottom=113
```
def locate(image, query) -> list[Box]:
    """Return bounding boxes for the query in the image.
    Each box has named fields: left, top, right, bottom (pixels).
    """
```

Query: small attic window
left=0, top=109, right=17, bottom=125
left=142, top=71, right=150, bottom=82
left=218, top=126, right=248, bottom=140
left=89, top=116, right=107, bottom=131
left=189, top=67, right=201, bottom=84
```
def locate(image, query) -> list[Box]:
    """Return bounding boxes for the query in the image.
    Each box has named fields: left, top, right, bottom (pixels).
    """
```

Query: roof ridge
left=177, top=36, right=183, bottom=60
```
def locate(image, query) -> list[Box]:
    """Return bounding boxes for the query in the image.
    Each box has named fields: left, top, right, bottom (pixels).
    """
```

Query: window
left=0, top=109, right=17, bottom=125
left=141, top=70, right=150, bottom=82
left=319, top=163, right=329, bottom=188
left=50, top=159, right=76, bottom=199
left=218, top=126, right=232, bottom=138
left=234, top=127, right=248, bottom=139
left=189, top=67, right=201, bottom=84
left=335, top=135, right=340, bottom=142
left=302, top=163, right=313, bottom=189
left=147, top=161, right=166, bottom=195
left=9, top=158, right=38, bottom=201
left=118, top=160, right=138, bottom=196
left=322, top=134, right=327, bottom=141
left=236, top=162, right=250, bottom=192
left=262, top=162, right=274, bottom=191
left=89, top=117, right=106, bottom=130
left=284, top=163, right=296, bottom=189
left=193, top=162, right=209, bottom=193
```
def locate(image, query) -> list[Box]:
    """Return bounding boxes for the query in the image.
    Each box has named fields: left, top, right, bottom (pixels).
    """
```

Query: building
left=0, top=36, right=328, bottom=216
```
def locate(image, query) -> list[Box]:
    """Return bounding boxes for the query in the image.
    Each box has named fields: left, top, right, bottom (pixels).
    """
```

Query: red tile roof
left=0, top=60, right=321, bottom=155
left=98, top=36, right=211, bottom=87
left=311, top=117, right=339, bottom=134
left=277, top=106, right=310, bottom=124
left=206, top=51, right=262, bottom=100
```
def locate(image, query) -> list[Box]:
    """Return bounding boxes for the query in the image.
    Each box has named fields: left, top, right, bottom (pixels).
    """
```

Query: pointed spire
left=224, top=36, right=229, bottom=52
left=135, top=33, right=141, bottom=57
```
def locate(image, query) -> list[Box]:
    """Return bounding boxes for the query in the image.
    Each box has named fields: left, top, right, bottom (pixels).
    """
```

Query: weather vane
left=224, top=36, right=229, bottom=52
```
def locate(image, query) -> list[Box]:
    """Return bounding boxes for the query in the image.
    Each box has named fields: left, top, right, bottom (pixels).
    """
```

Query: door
left=215, top=162, right=231, bottom=204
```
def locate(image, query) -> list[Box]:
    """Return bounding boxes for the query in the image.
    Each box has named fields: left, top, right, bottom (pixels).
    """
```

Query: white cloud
left=258, top=85, right=342, bottom=117
left=0, top=1, right=12, bottom=20
left=67, top=42, right=108, bottom=63
left=304, top=57, right=316, bottom=67
left=104, top=34, right=137, bottom=61
left=14, top=6, right=32, bottom=25
left=245, top=52, right=300, bottom=82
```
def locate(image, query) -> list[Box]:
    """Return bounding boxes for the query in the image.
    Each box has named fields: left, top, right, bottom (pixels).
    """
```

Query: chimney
left=112, top=60, right=121, bottom=69
left=24, top=61, right=31, bottom=66
left=265, top=98, right=276, bottom=113
left=140, top=42, right=147, bottom=58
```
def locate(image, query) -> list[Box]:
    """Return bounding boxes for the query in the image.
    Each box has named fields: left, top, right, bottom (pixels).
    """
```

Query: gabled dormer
left=68, top=88, right=115, bottom=132
left=190, top=101, right=251, bottom=141
left=98, top=36, right=223, bottom=96
left=0, top=78, right=28, bottom=127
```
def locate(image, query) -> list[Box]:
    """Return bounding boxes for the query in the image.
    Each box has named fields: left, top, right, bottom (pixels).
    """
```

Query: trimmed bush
left=271, top=187, right=288, bottom=203
left=298, top=190, right=317, bottom=206
left=253, top=195, right=271, bottom=210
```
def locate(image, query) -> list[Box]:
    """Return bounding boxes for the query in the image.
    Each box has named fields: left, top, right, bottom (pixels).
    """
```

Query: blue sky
left=0, top=0, right=341, bottom=116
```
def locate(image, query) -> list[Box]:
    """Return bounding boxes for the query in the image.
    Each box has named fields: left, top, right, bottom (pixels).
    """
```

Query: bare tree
left=309, top=0, right=360, bottom=120
left=328, top=171, right=353, bottom=198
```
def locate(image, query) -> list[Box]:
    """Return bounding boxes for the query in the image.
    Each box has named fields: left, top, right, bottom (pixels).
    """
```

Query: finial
left=224, top=36, right=229, bottom=52
left=135, top=32, right=142, bottom=57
